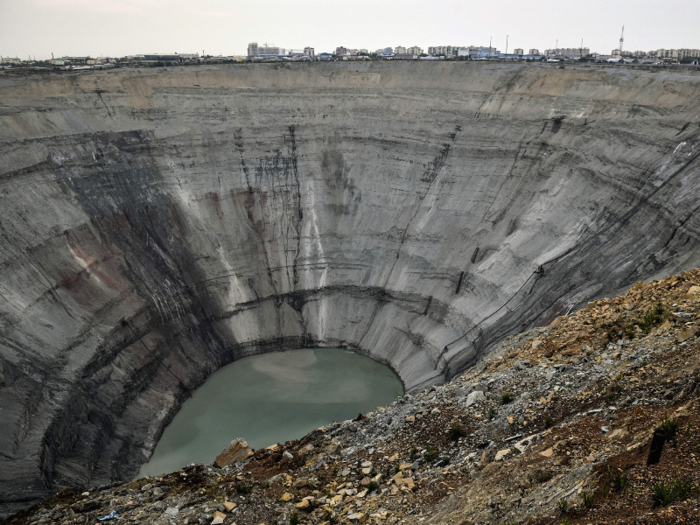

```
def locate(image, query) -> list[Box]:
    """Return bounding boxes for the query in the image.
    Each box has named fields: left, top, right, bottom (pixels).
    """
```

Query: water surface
left=139, top=348, right=403, bottom=477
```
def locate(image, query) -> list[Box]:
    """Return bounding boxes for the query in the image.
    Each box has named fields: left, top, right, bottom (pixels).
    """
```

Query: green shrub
left=234, top=484, right=252, bottom=494
left=500, top=392, right=514, bottom=405
left=448, top=423, right=467, bottom=441
left=544, top=415, right=553, bottom=428
left=424, top=445, right=438, bottom=462
left=290, top=512, right=301, bottom=525
left=651, top=478, right=694, bottom=507
left=638, top=303, right=668, bottom=333
left=367, top=481, right=379, bottom=492
left=557, top=498, right=568, bottom=515
left=582, top=491, right=595, bottom=508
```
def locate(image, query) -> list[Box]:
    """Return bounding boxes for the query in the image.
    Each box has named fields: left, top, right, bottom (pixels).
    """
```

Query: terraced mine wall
left=1, top=62, right=700, bottom=515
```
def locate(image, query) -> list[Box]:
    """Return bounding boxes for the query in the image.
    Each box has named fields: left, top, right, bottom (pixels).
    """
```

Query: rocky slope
left=4, top=268, right=700, bottom=525
left=2, top=62, right=700, bottom=514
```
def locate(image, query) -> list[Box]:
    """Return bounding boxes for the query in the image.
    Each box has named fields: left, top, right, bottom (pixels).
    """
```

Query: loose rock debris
left=3, top=270, right=700, bottom=525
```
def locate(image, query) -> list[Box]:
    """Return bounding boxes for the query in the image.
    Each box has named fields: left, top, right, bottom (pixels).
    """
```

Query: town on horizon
left=3, top=32, right=700, bottom=70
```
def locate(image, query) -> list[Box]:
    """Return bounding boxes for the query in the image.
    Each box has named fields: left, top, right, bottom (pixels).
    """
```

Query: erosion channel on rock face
left=1, top=61, right=700, bottom=516
left=139, top=348, right=403, bottom=478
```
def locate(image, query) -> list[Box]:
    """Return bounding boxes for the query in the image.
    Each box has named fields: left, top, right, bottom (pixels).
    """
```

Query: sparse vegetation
left=290, top=511, right=301, bottom=525
left=609, top=469, right=629, bottom=493
left=448, top=422, right=467, bottom=441
left=500, top=391, right=514, bottom=405
left=424, top=445, right=438, bottom=462
left=651, top=478, right=695, bottom=507
left=557, top=498, right=568, bottom=515
left=544, top=414, right=553, bottom=428
left=660, top=418, right=680, bottom=443
left=488, top=406, right=497, bottom=420
left=638, top=303, right=669, bottom=333
left=367, top=481, right=379, bottom=492
left=234, top=484, right=252, bottom=494
left=530, top=469, right=553, bottom=484
left=582, top=491, right=595, bottom=508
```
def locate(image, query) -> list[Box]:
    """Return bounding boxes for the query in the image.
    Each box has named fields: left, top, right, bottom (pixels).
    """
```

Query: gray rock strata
left=1, top=61, right=700, bottom=515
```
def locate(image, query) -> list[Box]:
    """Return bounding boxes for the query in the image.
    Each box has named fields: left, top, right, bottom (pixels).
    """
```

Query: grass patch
left=290, top=512, right=301, bottom=525
left=544, top=414, right=553, bottom=428
left=500, top=392, right=514, bottom=405
left=582, top=491, right=595, bottom=508
left=424, top=445, right=438, bottom=462
left=557, top=498, right=568, bottom=515
left=367, top=481, right=379, bottom=492
left=651, top=478, right=695, bottom=507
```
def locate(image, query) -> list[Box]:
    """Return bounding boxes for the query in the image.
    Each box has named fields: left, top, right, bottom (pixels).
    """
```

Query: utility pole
left=489, top=36, right=492, bottom=58
left=580, top=38, right=584, bottom=59
left=505, top=35, right=509, bottom=58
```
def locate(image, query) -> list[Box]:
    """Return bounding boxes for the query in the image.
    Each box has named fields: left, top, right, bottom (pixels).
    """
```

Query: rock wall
left=1, top=62, right=700, bottom=515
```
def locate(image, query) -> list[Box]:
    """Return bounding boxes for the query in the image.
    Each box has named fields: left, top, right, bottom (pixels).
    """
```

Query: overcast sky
left=0, top=0, right=697, bottom=60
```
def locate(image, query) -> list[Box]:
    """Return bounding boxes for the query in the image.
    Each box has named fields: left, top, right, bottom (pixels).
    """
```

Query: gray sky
left=0, top=0, right=697, bottom=60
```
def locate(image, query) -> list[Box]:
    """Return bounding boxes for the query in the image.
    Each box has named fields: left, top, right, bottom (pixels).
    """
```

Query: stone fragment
left=293, top=479, right=308, bottom=489
left=325, top=443, right=342, bottom=455
left=399, top=477, right=415, bottom=490
left=212, top=511, right=226, bottom=524
left=494, top=449, right=511, bottom=461
left=224, top=501, right=237, bottom=512
left=361, top=467, right=371, bottom=475
left=677, top=326, right=698, bottom=342
left=280, top=493, right=294, bottom=502
left=405, top=415, right=415, bottom=422
left=348, top=512, right=366, bottom=523
left=466, top=391, right=485, bottom=407
left=215, top=438, right=253, bottom=467
left=295, top=499, right=310, bottom=510
left=283, top=451, right=294, bottom=460
left=540, top=448, right=554, bottom=457
left=688, top=285, right=700, bottom=295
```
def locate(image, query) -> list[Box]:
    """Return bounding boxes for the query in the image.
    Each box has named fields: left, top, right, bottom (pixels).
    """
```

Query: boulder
left=215, top=438, right=253, bottom=468
left=466, top=391, right=486, bottom=407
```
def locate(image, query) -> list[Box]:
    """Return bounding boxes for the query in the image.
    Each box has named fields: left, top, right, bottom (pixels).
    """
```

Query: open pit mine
left=1, top=61, right=700, bottom=519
